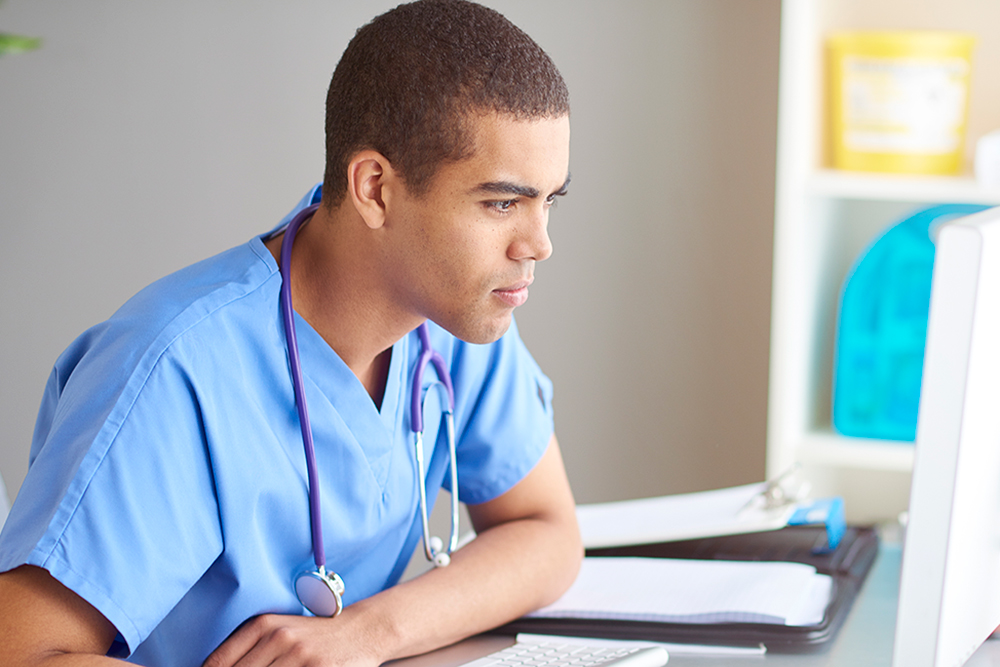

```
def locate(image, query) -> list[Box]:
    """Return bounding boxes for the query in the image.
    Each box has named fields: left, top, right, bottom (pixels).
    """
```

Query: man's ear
left=346, top=150, right=396, bottom=230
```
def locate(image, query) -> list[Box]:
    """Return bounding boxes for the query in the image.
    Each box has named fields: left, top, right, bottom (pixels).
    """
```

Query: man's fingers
left=204, top=615, right=331, bottom=667
left=202, top=616, right=272, bottom=667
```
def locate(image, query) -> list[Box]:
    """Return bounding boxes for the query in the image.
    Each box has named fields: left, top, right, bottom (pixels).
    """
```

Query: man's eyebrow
left=473, top=181, right=540, bottom=198
left=552, top=173, right=571, bottom=197
left=472, top=173, right=572, bottom=199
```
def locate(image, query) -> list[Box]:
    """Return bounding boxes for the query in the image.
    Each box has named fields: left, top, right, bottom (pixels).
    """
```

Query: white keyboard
left=459, top=640, right=669, bottom=667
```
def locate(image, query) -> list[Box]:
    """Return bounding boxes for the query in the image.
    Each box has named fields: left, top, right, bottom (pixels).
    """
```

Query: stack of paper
left=529, top=557, right=833, bottom=627
left=576, top=483, right=795, bottom=549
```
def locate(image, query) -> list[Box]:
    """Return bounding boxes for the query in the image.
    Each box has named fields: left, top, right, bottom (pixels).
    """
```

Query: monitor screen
left=894, top=205, right=1000, bottom=667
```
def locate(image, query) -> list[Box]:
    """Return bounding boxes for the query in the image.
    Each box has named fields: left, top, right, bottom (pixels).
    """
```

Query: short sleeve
left=0, top=343, right=224, bottom=656
left=445, top=319, right=555, bottom=505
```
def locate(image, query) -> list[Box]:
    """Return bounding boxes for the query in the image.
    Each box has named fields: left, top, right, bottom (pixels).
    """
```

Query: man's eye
left=489, top=199, right=518, bottom=212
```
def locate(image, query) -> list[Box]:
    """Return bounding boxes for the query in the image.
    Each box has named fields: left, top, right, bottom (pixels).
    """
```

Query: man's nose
left=509, top=208, right=553, bottom=262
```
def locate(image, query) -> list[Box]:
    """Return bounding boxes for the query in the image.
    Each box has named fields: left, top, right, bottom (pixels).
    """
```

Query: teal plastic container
left=832, top=203, right=991, bottom=441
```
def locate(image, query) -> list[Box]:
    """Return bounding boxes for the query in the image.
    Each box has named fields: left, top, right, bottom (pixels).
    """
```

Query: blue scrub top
left=0, top=186, right=554, bottom=667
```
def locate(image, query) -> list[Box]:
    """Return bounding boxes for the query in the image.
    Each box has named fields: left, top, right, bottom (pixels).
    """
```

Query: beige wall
left=0, top=0, right=779, bottom=507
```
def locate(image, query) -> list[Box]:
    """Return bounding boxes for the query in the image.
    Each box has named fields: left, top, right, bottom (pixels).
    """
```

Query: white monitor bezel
left=894, top=205, right=1000, bottom=667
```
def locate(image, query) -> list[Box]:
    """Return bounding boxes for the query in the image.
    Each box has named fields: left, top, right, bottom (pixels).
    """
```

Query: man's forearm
left=360, top=510, right=581, bottom=662
left=362, top=436, right=582, bottom=663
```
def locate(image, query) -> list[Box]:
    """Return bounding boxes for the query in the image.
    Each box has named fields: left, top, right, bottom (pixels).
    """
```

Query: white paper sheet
left=515, top=633, right=767, bottom=657
left=529, top=557, right=832, bottom=627
left=576, top=483, right=796, bottom=549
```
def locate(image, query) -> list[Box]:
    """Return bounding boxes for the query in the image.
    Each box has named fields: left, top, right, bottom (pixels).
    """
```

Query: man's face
left=385, top=112, right=571, bottom=344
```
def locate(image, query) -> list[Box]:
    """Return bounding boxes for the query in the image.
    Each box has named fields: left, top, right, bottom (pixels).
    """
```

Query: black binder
left=498, top=525, right=879, bottom=652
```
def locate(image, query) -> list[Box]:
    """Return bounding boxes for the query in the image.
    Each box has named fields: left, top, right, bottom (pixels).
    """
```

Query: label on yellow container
left=842, top=56, right=969, bottom=155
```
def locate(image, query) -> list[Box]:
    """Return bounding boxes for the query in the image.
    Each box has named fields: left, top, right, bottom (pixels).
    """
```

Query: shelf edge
left=796, top=434, right=916, bottom=472
left=807, top=170, right=1000, bottom=205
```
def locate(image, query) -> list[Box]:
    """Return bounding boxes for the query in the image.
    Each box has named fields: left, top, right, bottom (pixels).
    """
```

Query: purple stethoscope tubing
left=412, top=322, right=459, bottom=564
left=279, top=204, right=327, bottom=570
left=410, top=323, right=455, bottom=432
left=278, top=203, right=459, bottom=616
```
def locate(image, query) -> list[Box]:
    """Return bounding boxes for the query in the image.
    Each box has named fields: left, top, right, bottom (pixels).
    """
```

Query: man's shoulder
left=52, top=238, right=279, bottom=393
left=117, top=238, right=276, bottom=332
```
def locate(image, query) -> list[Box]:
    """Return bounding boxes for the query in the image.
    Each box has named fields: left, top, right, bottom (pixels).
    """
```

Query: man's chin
left=437, top=314, right=513, bottom=345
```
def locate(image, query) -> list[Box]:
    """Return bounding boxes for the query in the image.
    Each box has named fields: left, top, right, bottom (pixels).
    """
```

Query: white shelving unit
left=768, top=0, right=1000, bottom=522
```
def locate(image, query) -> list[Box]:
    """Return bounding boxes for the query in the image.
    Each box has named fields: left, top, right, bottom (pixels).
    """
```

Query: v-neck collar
left=292, top=312, right=406, bottom=431
left=289, top=312, right=407, bottom=489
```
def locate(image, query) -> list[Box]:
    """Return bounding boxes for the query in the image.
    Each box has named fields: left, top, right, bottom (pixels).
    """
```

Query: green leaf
left=0, top=33, right=42, bottom=55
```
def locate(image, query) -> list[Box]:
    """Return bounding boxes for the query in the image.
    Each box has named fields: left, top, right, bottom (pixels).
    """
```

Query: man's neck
left=265, top=205, right=417, bottom=407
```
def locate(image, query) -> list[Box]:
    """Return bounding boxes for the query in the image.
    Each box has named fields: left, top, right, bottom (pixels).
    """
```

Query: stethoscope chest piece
left=295, top=566, right=345, bottom=617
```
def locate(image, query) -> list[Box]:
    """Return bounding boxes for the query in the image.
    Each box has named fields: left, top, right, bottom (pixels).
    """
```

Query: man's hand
left=202, top=611, right=382, bottom=667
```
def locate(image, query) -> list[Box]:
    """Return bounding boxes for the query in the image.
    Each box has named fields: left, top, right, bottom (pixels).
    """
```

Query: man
left=0, top=1, right=581, bottom=665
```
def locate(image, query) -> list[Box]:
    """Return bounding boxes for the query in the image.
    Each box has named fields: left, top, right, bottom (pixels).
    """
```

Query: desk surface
left=395, top=545, right=1000, bottom=667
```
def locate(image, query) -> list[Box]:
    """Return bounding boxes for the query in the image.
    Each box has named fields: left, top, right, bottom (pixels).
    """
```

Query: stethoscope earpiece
left=428, top=535, right=450, bottom=567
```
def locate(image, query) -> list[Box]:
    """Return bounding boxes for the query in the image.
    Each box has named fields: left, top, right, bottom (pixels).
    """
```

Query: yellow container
left=828, top=31, right=976, bottom=175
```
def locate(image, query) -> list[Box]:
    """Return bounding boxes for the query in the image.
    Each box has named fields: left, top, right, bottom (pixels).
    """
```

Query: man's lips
left=493, top=278, right=533, bottom=308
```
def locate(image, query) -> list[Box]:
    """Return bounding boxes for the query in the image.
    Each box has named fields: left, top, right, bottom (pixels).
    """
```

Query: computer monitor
left=893, top=205, right=1000, bottom=667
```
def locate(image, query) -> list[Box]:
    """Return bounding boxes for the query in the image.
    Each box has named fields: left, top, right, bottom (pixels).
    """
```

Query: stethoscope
left=278, top=203, right=460, bottom=618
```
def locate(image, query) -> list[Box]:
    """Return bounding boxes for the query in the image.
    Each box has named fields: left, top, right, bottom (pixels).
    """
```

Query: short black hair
left=322, top=0, right=569, bottom=207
